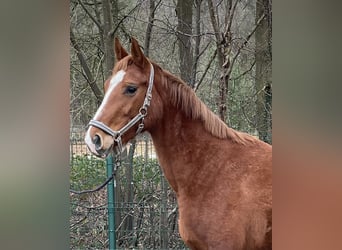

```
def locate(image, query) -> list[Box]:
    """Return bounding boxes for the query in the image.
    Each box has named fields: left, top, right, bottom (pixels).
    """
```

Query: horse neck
left=148, top=103, right=218, bottom=195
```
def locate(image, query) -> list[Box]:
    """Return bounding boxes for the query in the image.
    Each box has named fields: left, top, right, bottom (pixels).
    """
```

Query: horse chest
left=178, top=210, right=208, bottom=250
left=177, top=200, right=225, bottom=249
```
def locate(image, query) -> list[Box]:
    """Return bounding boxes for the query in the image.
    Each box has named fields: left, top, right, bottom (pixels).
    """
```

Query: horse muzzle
left=85, top=129, right=115, bottom=158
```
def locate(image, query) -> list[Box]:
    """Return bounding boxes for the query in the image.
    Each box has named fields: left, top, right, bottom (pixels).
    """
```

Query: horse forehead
left=124, top=66, right=149, bottom=82
left=110, top=70, right=126, bottom=87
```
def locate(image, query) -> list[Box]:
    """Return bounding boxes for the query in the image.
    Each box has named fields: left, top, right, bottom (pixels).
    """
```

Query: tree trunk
left=255, top=0, right=272, bottom=143
left=123, top=141, right=135, bottom=244
left=192, top=0, right=202, bottom=89
left=144, top=0, right=156, bottom=57
left=160, top=172, right=169, bottom=249
left=176, top=0, right=194, bottom=86
left=207, top=0, right=227, bottom=122
left=102, top=0, right=115, bottom=77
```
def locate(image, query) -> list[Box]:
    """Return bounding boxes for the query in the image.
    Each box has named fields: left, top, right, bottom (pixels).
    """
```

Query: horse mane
left=159, top=67, right=256, bottom=145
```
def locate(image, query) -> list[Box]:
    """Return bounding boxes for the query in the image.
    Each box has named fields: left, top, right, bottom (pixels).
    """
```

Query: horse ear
left=114, top=37, right=128, bottom=61
left=130, top=37, right=148, bottom=68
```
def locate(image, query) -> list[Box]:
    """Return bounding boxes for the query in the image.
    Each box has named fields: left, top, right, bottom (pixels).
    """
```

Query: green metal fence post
left=106, top=154, right=116, bottom=250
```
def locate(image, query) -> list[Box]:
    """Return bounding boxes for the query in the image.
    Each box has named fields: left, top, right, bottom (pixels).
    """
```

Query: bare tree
left=207, top=0, right=266, bottom=127
left=144, top=0, right=157, bottom=57
left=255, top=0, right=272, bottom=143
left=192, top=0, right=203, bottom=88
left=70, top=28, right=103, bottom=104
left=176, top=0, right=194, bottom=87
left=207, top=0, right=238, bottom=122
left=102, top=0, right=115, bottom=77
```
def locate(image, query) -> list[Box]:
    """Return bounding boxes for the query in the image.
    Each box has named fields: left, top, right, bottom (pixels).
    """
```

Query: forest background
left=70, top=0, right=272, bottom=143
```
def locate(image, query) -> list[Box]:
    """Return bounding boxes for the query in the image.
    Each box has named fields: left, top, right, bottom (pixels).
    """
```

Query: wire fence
left=70, top=128, right=187, bottom=249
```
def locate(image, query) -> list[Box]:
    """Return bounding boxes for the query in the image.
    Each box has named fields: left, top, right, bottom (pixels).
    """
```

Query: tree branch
left=195, top=49, right=217, bottom=92
left=230, top=59, right=255, bottom=81
left=207, top=0, right=221, bottom=43
left=108, top=1, right=144, bottom=37
left=224, top=13, right=266, bottom=80
left=70, top=28, right=103, bottom=102
left=77, top=0, right=103, bottom=32
left=224, top=0, right=239, bottom=38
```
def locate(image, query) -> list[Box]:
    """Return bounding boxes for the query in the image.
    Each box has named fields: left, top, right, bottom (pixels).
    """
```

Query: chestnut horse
left=85, top=38, right=272, bottom=250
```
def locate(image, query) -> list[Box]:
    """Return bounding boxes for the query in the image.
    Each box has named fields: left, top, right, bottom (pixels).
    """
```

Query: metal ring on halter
left=136, top=118, right=145, bottom=134
left=139, top=107, right=148, bottom=116
left=114, top=135, right=123, bottom=154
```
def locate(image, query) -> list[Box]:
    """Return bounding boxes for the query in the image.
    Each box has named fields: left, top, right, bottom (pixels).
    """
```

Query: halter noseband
left=88, top=63, right=154, bottom=154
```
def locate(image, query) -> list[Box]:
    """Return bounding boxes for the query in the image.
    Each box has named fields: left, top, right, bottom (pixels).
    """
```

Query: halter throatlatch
left=88, top=63, right=154, bottom=155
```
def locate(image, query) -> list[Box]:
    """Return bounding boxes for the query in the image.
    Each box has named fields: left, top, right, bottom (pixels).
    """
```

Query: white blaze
left=85, top=70, right=126, bottom=154
left=93, top=70, right=126, bottom=120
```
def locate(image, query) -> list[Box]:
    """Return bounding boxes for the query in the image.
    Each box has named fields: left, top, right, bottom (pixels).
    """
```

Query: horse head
left=85, top=38, right=161, bottom=158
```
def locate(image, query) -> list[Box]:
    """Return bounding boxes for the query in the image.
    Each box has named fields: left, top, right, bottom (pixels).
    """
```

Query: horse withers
left=85, top=37, right=272, bottom=250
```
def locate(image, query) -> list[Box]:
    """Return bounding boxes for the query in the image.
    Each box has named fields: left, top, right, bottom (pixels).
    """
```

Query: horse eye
left=124, top=86, right=137, bottom=95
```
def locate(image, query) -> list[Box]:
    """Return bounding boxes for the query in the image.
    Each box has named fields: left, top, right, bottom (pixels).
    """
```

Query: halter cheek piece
left=88, top=63, right=154, bottom=154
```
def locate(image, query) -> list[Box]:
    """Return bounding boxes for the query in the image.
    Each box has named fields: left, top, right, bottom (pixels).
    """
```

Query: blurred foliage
left=70, top=155, right=106, bottom=191
left=132, top=156, right=161, bottom=199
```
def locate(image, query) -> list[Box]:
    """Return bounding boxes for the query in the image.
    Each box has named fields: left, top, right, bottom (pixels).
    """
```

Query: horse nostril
left=92, top=134, right=102, bottom=151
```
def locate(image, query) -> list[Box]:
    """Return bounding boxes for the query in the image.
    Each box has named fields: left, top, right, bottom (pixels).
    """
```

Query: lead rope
left=69, top=151, right=122, bottom=195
